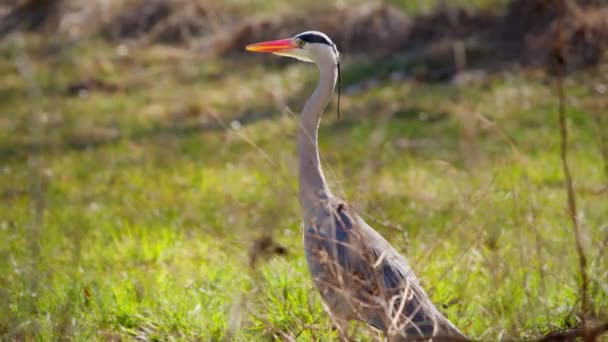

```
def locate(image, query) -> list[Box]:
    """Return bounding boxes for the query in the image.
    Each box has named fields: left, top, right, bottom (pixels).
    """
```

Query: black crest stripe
left=297, top=32, right=331, bottom=45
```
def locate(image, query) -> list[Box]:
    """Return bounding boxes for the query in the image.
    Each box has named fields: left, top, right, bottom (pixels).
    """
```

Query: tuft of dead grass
left=2, top=1, right=606, bottom=77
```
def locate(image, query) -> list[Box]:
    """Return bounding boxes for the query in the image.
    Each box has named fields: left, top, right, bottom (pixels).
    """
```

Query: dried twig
left=553, top=1, right=590, bottom=337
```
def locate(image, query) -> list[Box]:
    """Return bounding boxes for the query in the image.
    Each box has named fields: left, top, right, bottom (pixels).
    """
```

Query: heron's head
left=246, top=31, right=339, bottom=66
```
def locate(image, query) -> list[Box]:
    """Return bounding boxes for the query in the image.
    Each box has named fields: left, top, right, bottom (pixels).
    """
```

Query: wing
left=356, top=215, right=445, bottom=336
left=303, top=198, right=463, bottom=339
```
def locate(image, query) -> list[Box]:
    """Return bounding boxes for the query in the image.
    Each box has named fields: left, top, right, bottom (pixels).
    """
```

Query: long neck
left=298, top=61, right=337, bottom=218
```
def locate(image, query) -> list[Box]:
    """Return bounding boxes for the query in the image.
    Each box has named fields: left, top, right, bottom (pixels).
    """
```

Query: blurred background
left=0, top=0, right=607, bottom=340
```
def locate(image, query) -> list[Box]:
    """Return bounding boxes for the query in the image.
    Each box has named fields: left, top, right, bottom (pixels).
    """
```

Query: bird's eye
left=297, top=39, right=305, bottom=48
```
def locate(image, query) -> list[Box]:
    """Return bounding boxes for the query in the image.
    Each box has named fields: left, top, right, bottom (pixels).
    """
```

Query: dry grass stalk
left=553, top=0, right=590, bottom=339
left=305, top=199, right=465, bottom=341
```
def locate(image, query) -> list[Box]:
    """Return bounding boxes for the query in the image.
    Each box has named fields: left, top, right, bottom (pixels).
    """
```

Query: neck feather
left=298, top=61, right=337, bottom=218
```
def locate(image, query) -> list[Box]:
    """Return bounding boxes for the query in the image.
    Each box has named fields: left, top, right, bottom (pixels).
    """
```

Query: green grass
left=0, top=29, right=607, bottom=341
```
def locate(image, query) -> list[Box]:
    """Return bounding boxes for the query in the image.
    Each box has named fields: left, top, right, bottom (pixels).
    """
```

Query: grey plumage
left=304, top=198, right=464, bottom=340
left=246, top=31, right=466, bottom=340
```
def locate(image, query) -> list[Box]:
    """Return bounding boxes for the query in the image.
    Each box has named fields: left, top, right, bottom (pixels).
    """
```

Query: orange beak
left=246, top=38, right=295, bottom=53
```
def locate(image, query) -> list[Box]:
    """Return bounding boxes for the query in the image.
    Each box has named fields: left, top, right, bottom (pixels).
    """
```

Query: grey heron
left=246, top=31, right=466, bottom=341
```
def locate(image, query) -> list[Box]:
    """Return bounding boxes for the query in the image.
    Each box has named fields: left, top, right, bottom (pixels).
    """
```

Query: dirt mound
left=101, top=2, right=412, bottom=58
left=212, top=0, right=608, bottom=75
left=211, top=5, right=411, bottom=58
left=2, top=0, right=606, bottom=77
left=406, top=6, right=497, bottom=47
left=103, top=0, right=172, bottom=41
left=102, top=0, right=218, bottom=45
left=502, top=0, right=608, bottom=71
left=0, top=0, right=62, bottom=37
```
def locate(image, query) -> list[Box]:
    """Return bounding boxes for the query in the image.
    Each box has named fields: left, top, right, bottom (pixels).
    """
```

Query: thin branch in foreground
left=556, top=67, right=588, bottom=325
left=553, top=1, right=589, bottom=337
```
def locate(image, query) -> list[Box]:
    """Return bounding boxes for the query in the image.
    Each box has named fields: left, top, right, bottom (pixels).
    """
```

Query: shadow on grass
left=0, top=106, right=279, bottom=163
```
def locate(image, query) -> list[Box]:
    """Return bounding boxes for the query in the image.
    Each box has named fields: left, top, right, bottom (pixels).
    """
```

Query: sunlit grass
left=0, top=24, right=607, bottom=341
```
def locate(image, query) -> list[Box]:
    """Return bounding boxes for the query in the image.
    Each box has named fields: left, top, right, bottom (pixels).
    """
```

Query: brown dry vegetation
left=2, top=0, right=607, bottom=75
